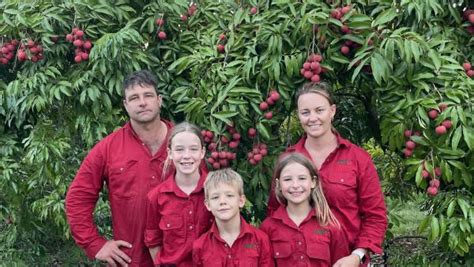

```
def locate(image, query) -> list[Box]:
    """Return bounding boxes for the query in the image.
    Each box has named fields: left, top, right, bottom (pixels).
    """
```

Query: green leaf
left=457, top=199, right=469, bottom=219
left=211, top=111, right=239, bottom=125
left=415, top=164, right=423, bottom=186
left=447, top=201, right=456, bottom=218
left=256, top=122, right=270, bottom=140
left=428, top=49, right=441, bottom=71
left=462, top=126, right=473, bottom=150
left=372, top=8, right=398, bottom=27
left=430, top=216, right=439, bottom=240
left=451, top=126, right=462, bottom=150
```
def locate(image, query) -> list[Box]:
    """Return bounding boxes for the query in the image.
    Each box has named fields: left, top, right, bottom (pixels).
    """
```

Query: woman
left=267, top=82, right=387, bottom=266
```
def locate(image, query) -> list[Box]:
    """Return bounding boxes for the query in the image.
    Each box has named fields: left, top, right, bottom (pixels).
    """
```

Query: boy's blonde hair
left=204, top=168, right=244, bottom=199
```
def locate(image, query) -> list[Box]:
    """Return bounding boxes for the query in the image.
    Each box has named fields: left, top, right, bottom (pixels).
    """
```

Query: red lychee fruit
left=158, top=31, right=167, bottom=40
left=341, top=46, right=350, bottom=55
left=463, top=62, right=472, bottom=71
left=156, top=18, right=165, bottom=26
left=406, top=141, right=416, bottom=150
left=264, top=112, right=273, bottom=119
left=217, top=44, right=225, bottom=53
left=259, top=102, right=269, bottom=111
left=435, top=125, right=447, bottom=135
left=427, top=186, right=438, bottom=196
left=404, top=130, right=412, bottom=138
left=430, top=179, right=440, bottom=188
left=428, top=109, right=439, bottom=120
left=441, top=120, right=452, bottom=129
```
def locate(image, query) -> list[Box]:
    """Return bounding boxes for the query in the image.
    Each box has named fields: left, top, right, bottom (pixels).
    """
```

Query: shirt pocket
left=324, top=171, right=357, bottom=207
left=159, top=215, right=185, bottom=246
left=306, top=240, right=330, bottom=265
left=108, top=160, right=138, bottom=199
left=238, top=247, right=260, bottom=267
left=271, top=241, right=292, bottom=259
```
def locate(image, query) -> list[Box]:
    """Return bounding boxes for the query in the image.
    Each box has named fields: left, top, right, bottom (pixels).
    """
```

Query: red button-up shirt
left=261, top=205, right=349, bottom=267
left=144, top=171, right=213, bottom=266
left=193, top=217, right=274, bottom=267
left=268, top=134, right=387, bottom=254
left=65, top=120, right=173, bottom=267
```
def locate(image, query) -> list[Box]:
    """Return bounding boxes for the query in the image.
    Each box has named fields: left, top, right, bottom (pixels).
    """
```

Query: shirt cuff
left=144, top=229, right=162, bottom=248
left=355, top=239, right=383, bottom=254
left=85, top=237, right=108, bottom=260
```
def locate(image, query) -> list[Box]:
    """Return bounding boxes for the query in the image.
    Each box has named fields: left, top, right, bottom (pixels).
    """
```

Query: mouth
left=288, top=191, right=304, bottom=197
left=137, top=110, right=151, bottom=115
left=179, top=162, right=195, bottom=167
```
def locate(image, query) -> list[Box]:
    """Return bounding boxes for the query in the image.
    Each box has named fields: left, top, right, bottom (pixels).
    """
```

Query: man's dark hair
left=122, top=70, right=158, bottom=98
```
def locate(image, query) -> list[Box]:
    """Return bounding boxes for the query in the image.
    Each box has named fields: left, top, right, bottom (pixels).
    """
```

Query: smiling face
left=123, top=84, right=161, bottom=125
left=278, top=162, right=315, bottom=209
left=168, top=131, right=205, bottom=177
left=297, top=92, right=336, bottom=139
left=205, top=182, right=245, bottom=222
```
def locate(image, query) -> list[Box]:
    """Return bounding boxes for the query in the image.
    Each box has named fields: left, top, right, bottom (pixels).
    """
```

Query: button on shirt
left=144, top=171, right=213, bottom=266
left=267, top=133, right=388, bottom=254
left=260, top=206, right=349, bottom=267
left=65, top=120, right=173, bottom=267
left=192, top=217, right=274, bottom=267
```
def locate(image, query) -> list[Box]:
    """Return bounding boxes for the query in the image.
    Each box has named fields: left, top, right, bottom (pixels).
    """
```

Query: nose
left=218, top=196, right=227, bottom=205
left=138, top=96, right=147, bottom=106
left=308, top=111, right=318, bottom=121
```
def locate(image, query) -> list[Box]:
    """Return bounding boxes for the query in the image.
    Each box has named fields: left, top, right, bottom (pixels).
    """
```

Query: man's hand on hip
left=95, top=240, right=132, bottom=267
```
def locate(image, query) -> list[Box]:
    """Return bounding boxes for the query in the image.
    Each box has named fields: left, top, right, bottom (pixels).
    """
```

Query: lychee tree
left=0, top=0, right=472, bottom=263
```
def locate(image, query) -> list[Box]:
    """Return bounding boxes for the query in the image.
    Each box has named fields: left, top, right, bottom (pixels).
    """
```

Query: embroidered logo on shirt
left=336, top=159, right=349, bottom=165
left=313, top=229, right=328, bottom=235
left=244, top=243, right=256, bottom=249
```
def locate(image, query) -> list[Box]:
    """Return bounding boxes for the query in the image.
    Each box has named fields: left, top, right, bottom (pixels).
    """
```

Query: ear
left=204, top=199, right=211, bottom=212
left=167, top=147, right=172, bottom=159
left=157, top=94, right=162, bottom=106
left=311, top=178, right=316, bottom=189
left=329, top=104, right=336, bottom=120
left=238, top=194, right=246, bottom=209
left=123, top=98, right=129, bottom=111
left=200, top=146, right=206, bottom=160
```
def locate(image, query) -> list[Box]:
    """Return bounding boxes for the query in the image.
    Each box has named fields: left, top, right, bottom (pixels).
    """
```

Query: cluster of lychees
left=217, top=33, right=226, bottom=54
left=300, top=54, right=324, bottom=83
left=247, top=143, right=268, bottom=165
left=203, top=125, right=241, bottom=170
left=427, top=103, right=452, bottom=136
left=0, top=40, right=18, bottom=64
left=259, top=90, right=281, bottom=120
left=423, top=164, right=442, bottom=197
left=340, top=40, right=360, bottom=56
left=66, top=27, right=92, bottom=63
left=17, top=39, right=44, bottom=62
left=463, top=9, right=474, bottom=35
left=463, top=62, right=474, bottom=78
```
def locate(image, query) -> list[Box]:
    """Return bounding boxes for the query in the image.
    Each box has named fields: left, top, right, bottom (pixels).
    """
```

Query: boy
left=192, top=168, right=274, bottom=266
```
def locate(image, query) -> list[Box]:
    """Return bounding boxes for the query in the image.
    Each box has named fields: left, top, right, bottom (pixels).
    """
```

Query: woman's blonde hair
left=295, top=81, right=335, bottom=106
left=273, top=153, right=340, bottom=228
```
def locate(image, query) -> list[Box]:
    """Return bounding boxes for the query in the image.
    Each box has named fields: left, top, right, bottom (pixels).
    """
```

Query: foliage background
left=1, top=0, right=473, bottom=264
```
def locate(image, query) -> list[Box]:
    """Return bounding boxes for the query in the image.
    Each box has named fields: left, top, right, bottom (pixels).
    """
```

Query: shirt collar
left=290, top=131, right=350, bottom=152
left=161, top=170, right=208, bottom=197
left=272, top=205, right=316, bottom=228
left=210, top=216, right=252, bottom=243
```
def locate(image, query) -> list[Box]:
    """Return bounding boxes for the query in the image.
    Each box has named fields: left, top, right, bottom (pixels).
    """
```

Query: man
left=66, top=70, right=173, bottom=266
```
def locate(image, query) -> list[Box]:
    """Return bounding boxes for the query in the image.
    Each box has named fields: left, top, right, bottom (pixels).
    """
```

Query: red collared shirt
left=267, top=133, right=387, bottom=254
left=144, top=171, right=213, bottom=266
left=192, top=217, right=274, bottom=267
left=260, top=206, right=349, bottom=267
left=65, top=120, right=173, bottom=267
